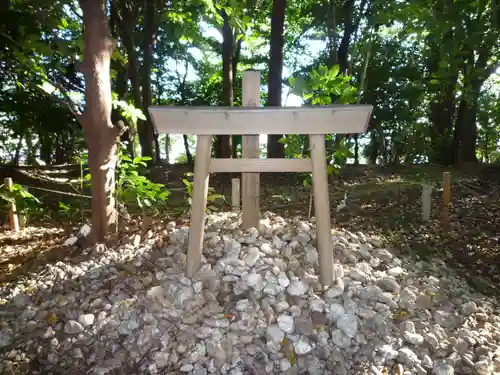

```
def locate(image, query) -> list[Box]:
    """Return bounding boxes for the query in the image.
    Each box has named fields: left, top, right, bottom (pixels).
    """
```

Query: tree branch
left=54, top=77, right=83, bottom=118
left=68, top=0, right=83, bottom=21
left=56, top=72, right=85, bottom=94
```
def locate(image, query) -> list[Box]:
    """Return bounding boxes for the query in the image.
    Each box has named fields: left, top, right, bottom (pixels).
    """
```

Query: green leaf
left=330, top=65, right=340, bottom=77
left=60, top=18, right=68, bottom=29
left=207, top=194, right=223, bottom=201
left=136, top=196, right=143, bottom=209
left=58, top=201, right=70, bottom=210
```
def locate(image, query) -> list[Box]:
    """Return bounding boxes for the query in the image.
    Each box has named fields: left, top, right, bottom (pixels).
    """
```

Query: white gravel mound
left=1, top=212, right=499, bottom=375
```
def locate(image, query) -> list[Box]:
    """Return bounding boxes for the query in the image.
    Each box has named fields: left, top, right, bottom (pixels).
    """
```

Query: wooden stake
left=19, top=186, right=27, bottom=228
left=308, top=191, right=313, bottom=219
left=241, top=70, right=261, bottom=229
left=185, top=135, right=212, bottom=278
left=421, top=184, right=432, bottom=222
left=441, top=172, right=451, bottom=229
left=231, top=178, right=240, bottom=212
left=309, top=135, right=334, bottom=287
left=4, top=177, right=20, bottom=232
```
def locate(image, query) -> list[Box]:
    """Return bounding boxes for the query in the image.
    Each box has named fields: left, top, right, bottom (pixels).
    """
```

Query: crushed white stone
left=0, top=212, right=500, bottom=375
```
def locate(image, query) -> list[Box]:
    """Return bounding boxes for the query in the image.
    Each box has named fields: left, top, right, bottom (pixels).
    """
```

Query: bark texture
left=79, top=0, right=121, bottom=242
left=267, top=0, right=286, bottom=158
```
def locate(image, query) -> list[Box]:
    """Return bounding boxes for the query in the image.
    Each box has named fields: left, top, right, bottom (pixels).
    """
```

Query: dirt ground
left=1, top=163, right=500, bottom=296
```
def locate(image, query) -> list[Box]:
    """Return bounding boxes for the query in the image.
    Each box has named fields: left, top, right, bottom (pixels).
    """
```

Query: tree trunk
left=25, top=133, right=36, bottom=165
left=79, top=0, right=121, bottom=242
left=113, top=1, right=147, bottom=158
left=324, top=0, right=361, bottom=156
left=428, top=75, right=457, bottom=165
left=183, top=135, right=193, bottom=165
left=13, top=134, right=23, bottom=165
left=164, top=134, right=170, bottom=163
left=155, top=62, right=169, bottom=163
left=111, top=59, right=136, bottom=155
left=119, top=7, right=141, bottom=107
left=14, top=72, right=25, bottom=165
left=329, top=0, right=360, bottom=150
left=459, top=98, right=479, bottom=163
left=231, top=36, right=243, bottom=158
left=451, top=92, right=480, bottom=164
left=55, top=133, right=65, bottom=164
left=141, top=0, right=157, bottom=162
left=451, top=46, right=491, bottom=164
left=266, top=0, right=286, bottom=159
left=368, top=126, right=380, bottom=164
left=232, top=36, right=242, bottom=89
left=427, top=30, right=457, bottom=165
left=337, top=0, right=355, bottom=74
left=215, top=11, right=233, bottom=159
left=353, top=134, right=359, bottom=164
left=109, top=5, right=132, bottom=154
left=39, top=132, right=51, bottom=164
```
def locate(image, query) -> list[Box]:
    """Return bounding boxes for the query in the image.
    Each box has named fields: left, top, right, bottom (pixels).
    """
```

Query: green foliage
left=79, top=143, right=170, bottom=216
left=182, top=172, right=225, bottom=212
left=477, top=91, right=500, bottom=162
left=285, top=66, right=359, bottom=187
left=112, top=94, right=147, bottom=125
left=290, top=64, right=358, bottom=105
left=0, top=0, right=499, bottom=187
left=57, top=201, right=81, bottom=223
left=279, top=135, right=307, bottom=159
left=0, top=183, right=41, bottom=217
left=115, top=145, right=169, bottom=214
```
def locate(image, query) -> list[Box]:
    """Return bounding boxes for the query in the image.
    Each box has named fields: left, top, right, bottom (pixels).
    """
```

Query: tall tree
left=267, top=0, right=286, bottom=158
left=79, top=0, right=124, bottom=241
left=214, top=9, right=233, bottom=159
left=412, top=0, right=499, bottom=164
left=110, top=0, right=159, bottom=161
left=141, top=0, right=160, bottom=162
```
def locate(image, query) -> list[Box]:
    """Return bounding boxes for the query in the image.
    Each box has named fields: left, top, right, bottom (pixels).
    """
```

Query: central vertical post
left=309, top=135, right=334, bottom=287
left=241, top=70, right=261, bottom=229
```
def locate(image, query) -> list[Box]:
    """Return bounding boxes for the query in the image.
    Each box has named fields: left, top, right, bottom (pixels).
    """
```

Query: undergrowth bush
left=182, top=172, right=225, bottom=212
left=81, top=143, right=170, bottom=216
left=0, top=183, right=43, bottom=223
left=115, top=144, right=170, bottom=214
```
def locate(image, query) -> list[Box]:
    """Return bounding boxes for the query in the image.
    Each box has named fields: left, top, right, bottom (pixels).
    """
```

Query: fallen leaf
left=47, top=312, right=57, bottom=325
left=392, top=309, right=411, bottom=322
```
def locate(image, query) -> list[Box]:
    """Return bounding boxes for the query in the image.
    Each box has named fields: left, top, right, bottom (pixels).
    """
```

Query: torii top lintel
left=148, top=104, right=373, bottom=135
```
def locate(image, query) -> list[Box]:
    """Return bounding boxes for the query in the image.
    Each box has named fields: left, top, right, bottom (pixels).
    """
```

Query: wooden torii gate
left=149, top=70, right=372, bottom=287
